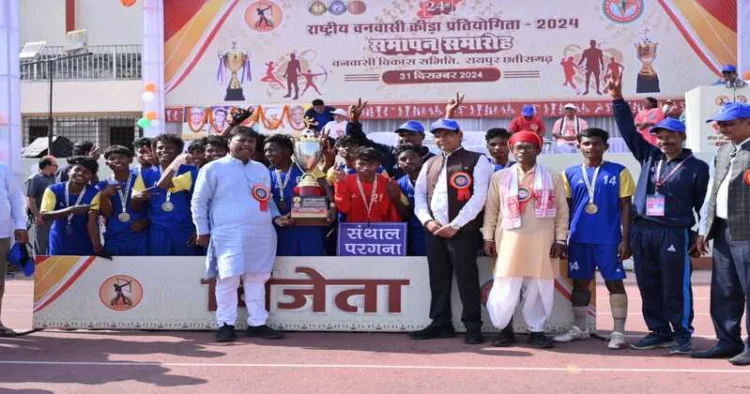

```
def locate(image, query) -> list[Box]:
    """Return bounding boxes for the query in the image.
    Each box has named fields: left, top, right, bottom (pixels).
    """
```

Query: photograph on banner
left=337, top=222, right=407, bottom=257
left=182, top=106, right=209, bottom=139
left=163, top=0, right=733, bottom=118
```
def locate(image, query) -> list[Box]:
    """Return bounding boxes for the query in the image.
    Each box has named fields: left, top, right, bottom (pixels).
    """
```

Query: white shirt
left=322, top=120, right=349, bottom=139
left=0, top=162, right=26, bottom=239
left=698, top=136, right=750, bottom=235
left=191, top=155, right=280, bottom=278
left=414, top=147, right=492, bottom=229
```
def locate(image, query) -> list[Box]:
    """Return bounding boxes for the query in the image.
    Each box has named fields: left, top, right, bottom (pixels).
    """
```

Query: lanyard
left=64, top=182, right=86, bottom=226
left=112, top=174, right=133, bottom=214
left=356, top=176, right=378, bottom=222
left=273, top=164, right=298, bottom=202
left=655, top=155, right=692, bottom=192
left=580, top=164, right=601, bottom=204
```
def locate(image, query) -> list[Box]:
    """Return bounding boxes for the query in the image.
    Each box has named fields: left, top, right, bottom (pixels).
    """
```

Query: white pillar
left=0, top=0, right=21, bottom=179
left=739, top=1, right=750, bottom=77
left=143, top=0, right=165, bottom=137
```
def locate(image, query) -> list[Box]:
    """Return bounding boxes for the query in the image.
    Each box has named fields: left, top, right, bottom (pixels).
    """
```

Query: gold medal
left=161, top=201, right=174, bottom=212
left=585, top=203, right=598, bottom=214
left=118, top=212, right=131, bottom=222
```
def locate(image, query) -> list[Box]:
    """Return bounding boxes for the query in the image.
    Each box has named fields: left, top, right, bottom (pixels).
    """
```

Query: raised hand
left=445, top=92, right=465, bottom=118
left=230, top=106, right=253, bottom=126
left=348, top=98, right=368, bottom=122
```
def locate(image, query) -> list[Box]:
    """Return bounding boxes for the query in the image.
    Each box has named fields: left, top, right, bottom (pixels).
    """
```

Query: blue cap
left=706, top=102, right=750, bottom=123
left=722, top=64, right=737, bottom=73
left=394, top=120, right=425, bottom=134
left=521, top=105, right=535, bottom=117
left=649, top=118, right=686, bottom=134
left=7, top=243, right=34, bottom=277
left=430, top=118, right=460, bottom=133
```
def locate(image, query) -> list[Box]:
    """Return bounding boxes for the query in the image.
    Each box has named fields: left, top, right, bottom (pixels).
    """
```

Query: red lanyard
left=655, top=155, right=692, bottom=192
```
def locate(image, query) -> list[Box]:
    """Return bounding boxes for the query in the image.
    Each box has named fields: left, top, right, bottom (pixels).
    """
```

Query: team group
left=9, top=78, right=750, bottom=365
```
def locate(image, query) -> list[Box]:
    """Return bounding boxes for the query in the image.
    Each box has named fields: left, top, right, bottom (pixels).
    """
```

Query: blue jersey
left=96, top=173, right=148, bottom=242
left=397, top=174, right=426, bottom=256
left=563, top=161, right=636, bottom=245
left=134, top=164, right=198, bottom=232
left=40, top=182, right=101, bottom=256
left=269, top=164, right=305, bottom=216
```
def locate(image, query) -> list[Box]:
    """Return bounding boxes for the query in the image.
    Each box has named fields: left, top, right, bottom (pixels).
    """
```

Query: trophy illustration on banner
left=291, top=118, right=329, bottom=225
left=217, top=41, right=251, bottom=101
left=635, top=29, right=660, bottom=93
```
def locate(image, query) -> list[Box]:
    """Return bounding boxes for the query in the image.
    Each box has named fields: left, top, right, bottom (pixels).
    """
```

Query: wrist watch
left=450, top=222, right=461, bottom=230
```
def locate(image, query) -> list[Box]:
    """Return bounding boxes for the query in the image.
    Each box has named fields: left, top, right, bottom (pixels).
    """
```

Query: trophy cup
left=291, top=119, right=329, bottom=225
left=217, top=41, right=251, bottom=101
left=635, top=30, right=660, bottom=93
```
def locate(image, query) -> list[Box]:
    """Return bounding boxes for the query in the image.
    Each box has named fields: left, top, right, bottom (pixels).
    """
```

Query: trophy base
left=291, top=195, right=329, bottom=226
left=225, top=87, right=245, bottom=101
left=636, top=72, right=660, bottom=93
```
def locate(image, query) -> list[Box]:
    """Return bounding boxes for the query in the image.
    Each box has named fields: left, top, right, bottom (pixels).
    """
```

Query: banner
left=33, top=256, right=596, bottom=333
left=337, top=222, right=407, bottom=256
left=164, top=0, right=736, bottom=124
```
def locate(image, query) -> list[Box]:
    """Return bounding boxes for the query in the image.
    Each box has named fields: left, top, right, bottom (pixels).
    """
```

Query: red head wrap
left=508, top=130, right=543, bottom=149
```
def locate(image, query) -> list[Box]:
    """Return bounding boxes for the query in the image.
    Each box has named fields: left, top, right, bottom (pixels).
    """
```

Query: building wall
left=20, top=0, right=142, bottom=47
left=21, top=80, right=142, bottom=114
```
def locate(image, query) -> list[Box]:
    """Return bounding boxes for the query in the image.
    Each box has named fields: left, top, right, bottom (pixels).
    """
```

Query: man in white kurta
left=192, top=127, right=284, bottom=342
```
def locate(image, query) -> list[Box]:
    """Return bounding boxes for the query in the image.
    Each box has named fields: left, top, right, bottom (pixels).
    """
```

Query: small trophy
left=291, top=119, right=329, bottom=225
left=635, top=29, right=660, bottom=93
left=217, top=41, right=251, bottom=101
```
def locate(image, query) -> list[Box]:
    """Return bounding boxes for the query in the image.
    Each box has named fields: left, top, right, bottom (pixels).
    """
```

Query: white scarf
left=559, top=116, right=581, bottom=137
left=499, top=164, right=557, bottom=230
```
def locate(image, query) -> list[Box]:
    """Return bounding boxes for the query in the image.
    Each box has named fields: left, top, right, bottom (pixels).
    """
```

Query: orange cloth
left=334, top=174, right=401, bottom=222
left=634, top=108, right=664, bottom=146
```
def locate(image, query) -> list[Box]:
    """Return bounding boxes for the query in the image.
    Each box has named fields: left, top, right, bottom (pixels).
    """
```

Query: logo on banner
left=99, top=275, right=143, bottom=311
left=602, top=0, right=644, bottom=24
left=245, top=1, right=283, bottom=33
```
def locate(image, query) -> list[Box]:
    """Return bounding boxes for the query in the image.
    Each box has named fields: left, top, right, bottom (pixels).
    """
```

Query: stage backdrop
left=163, top=0, right=736, bottom=137
left=33, top=256, right=595, bottom=333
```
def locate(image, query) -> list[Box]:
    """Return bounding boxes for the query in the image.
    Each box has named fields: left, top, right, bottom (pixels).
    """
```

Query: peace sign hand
left=445, top=92, right=464, bottom=118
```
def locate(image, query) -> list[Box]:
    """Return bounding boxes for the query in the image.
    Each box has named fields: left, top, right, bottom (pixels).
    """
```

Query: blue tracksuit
left=613, top=99, right=710, bottom=344
left=270, top=164, right=324, bottom=256
left=397, top=175, right=425, bottom=256
left=96, top=174, right=149, bottom=256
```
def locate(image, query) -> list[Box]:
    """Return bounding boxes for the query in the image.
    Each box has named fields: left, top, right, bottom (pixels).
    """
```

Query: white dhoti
left=487, top=277, right=554, bottom=332
left=216, top=272, right=272, bottom=327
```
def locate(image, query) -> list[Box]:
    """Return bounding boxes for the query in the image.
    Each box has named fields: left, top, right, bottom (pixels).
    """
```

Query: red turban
left=508, top=130, right=543, bottom=149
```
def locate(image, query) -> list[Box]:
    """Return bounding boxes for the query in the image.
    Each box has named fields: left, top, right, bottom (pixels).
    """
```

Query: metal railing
left=20, top=45, right=142, bottom=81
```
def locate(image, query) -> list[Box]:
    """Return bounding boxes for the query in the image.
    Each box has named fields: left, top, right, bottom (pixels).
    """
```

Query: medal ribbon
left=65, top=181, right=86, bottom=227
left=580, top=164, right=600, bottom=205
left=356, top=176, right=378, bottom=222
left=113, top=174, right=133, bottom=215
left=273, top=164, right=297, bottom=202
left=655, top=155, right=693, bottom=193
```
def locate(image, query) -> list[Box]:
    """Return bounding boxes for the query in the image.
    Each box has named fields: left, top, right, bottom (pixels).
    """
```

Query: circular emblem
left=308, top=1, right=327, bottom=16
left=329, top=0, right=347, bottom=15
left=518, top=187, right=532, bottom=202
left=738, top=95, right=748, bottom=104
left=244, top=1, right=283, bottom=32
left=292, top=196, right=302, bottom=203
left=530, top=123, right=539, bottom=131
left=449, top=172, right=472, bottom=189
left=715, top=95, right=730, bottom=106
left=603, top=0, right=644, bottom=24
left=99, top=275, right=143, bottom=312
left=252, top=184, right=271, bottom=202
left=348, top=0, right=367, bottom=15
left=479, top=278, right=494, bottom=307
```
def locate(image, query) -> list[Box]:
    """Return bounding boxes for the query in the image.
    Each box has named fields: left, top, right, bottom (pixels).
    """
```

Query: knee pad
left=571, top=289, right=591, bottom=307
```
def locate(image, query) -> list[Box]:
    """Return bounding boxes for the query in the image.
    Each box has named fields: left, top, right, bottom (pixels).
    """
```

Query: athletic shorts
left=567, top=242, right=626, bottom=281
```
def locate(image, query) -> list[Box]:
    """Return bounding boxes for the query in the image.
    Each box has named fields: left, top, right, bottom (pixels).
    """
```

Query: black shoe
left=247, top=324, right=283, bottom=339
left=408, top=321, right=456, bottom=340
left=491, top=326, right=516, bottom=347
left=464, top=328, right=484, bottom=345
left=216, top=323, right=237, bottom=342
left=729, top=349, right=750, bottom=366
left=529, top=332, right=553, bottom=349
left=691, top=345, right=744, bottom=359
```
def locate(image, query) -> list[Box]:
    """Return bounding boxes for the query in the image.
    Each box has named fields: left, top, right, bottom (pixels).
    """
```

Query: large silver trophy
left=291, top=120, right=329, bottom=225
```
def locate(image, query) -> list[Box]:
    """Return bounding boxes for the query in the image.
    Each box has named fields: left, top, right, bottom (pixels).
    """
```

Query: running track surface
left=1, top=271, right=749, bottom=394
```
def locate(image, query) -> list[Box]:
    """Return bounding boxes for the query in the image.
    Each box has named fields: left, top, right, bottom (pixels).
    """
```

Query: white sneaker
left=608, top=332, right=628, bottom=349
left=553, top=325, right=590, bottom=343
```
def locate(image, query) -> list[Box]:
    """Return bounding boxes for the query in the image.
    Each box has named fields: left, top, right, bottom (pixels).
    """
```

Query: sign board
left=33, top=255, right=596, bottom=333
left=685, top=84, right=748, bottom=154
left=337, top=222, right=407, bottom=257
left=163, top=0, right=735, bottom=138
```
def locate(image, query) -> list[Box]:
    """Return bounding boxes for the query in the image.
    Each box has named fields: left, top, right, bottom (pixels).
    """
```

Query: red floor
left=1, top=271, right=748, bottom=394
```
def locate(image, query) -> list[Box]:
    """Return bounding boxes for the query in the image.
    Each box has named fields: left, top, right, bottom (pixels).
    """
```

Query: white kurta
left=192, top=155, right=279, bottom=280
